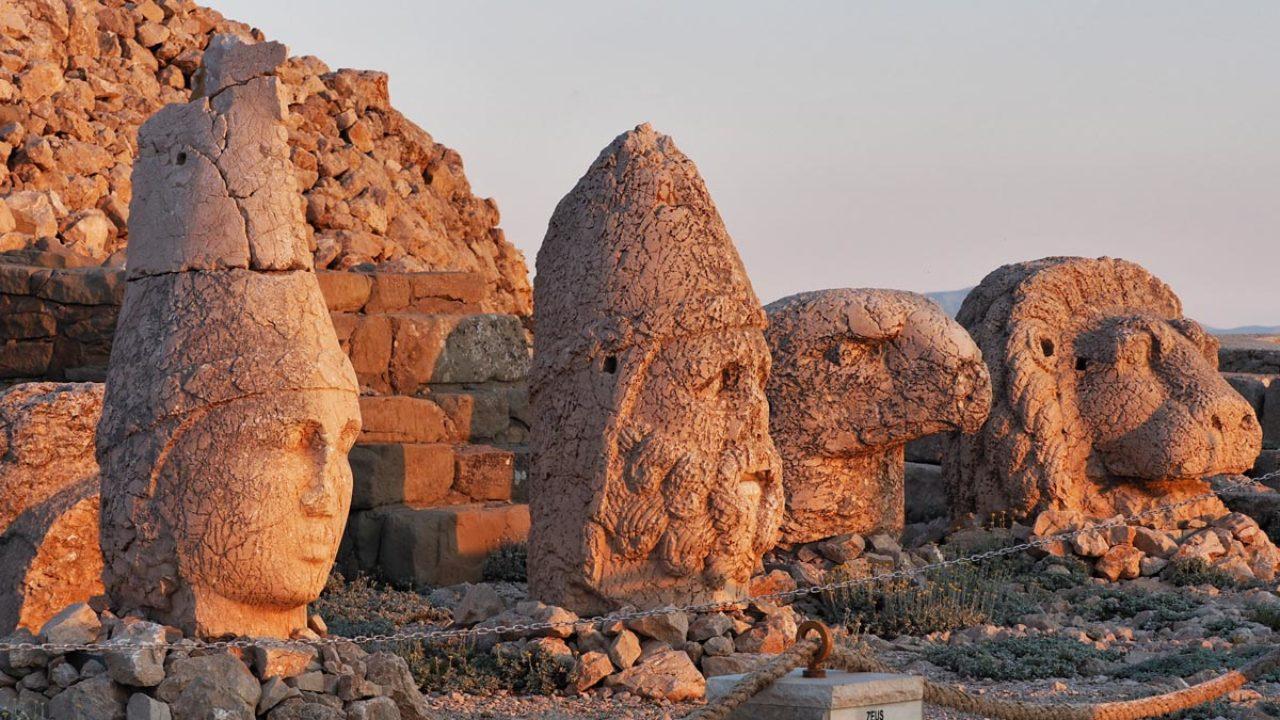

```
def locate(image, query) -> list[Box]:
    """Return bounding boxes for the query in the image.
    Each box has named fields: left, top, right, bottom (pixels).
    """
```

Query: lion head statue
left=944, top=257, right=1261, bottom=522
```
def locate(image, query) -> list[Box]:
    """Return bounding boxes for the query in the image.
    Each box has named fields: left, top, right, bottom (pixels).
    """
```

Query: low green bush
left=1077, top=587, right=1198, bottom=627
left=1247, top=601, right=1280, bottom=631
left=821, top=561, right=1012, bottom=637
left=925, top=636, right=1121, bottom=680
left=482, top=542, right=528, bottom=583
left=313, top=572, right=451, bottom=638
left=1161, top=558, right=1246, bottom=589
left=1115, top=645, right=1280, bottom=683
left=395, top=637, right=571, bottom=695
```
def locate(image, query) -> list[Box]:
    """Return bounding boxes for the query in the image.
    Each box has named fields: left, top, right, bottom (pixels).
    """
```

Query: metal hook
left=796, top=620, right=833, bottom=678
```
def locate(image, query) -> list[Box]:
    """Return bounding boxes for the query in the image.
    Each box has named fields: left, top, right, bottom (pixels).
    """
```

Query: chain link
left=1, top=471, right=1274, bottom=655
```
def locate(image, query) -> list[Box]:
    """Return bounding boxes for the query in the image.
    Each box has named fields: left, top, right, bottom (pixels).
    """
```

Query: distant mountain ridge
left=924, top=288, right=1275, bottom=336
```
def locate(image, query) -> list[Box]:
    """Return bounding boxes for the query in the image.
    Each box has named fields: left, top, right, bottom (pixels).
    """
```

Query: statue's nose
left=300, top=444, right=342, bottom=517
left=1201, top=393, right=1260, bottom=441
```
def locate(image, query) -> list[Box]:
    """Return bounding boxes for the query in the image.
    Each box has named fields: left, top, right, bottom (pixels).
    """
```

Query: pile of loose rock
left=0, top=0, right=530, bottom=315
left=0, top=602, right=432, bottom=719
left=428, top=582, right=816, bottom=702
left=1028, top=509, right=1280, bottom=584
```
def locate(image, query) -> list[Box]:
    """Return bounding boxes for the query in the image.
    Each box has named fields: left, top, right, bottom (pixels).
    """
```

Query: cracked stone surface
left=944, top=257, right=1262, bottom=523
left=528, top=124, right=783, bottom=614
left=765, top=289, right=991, bottom=542
left=0, top=382, right=104, bottom=634
left=126, top=37, right=308, bottom=277
left=97, top=36, right=360, bottom=639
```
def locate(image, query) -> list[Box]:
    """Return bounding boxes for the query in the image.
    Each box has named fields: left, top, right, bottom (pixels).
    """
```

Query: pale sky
left=213, top=1, right=1279, bottom=328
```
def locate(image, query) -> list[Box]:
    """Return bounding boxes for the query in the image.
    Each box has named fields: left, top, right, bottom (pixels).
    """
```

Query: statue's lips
left=297, top=523, right=338, bottom=563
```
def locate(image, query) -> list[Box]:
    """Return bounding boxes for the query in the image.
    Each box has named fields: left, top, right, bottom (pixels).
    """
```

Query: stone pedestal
left=706, top=670, right=922, bottom=720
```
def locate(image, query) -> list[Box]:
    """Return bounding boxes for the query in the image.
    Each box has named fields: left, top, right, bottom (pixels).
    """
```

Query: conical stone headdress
left=531, top=123, right=766, bottom=390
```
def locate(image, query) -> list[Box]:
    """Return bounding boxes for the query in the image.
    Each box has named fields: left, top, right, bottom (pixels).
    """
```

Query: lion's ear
left=1168, top=318, right=1218, bottom=364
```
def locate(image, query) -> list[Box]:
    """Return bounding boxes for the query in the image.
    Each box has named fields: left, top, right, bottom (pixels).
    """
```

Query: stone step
left=349, top=442, right=518, bottom=510
left=356, top=390, right=529, bottom=445
left=331, top=311, right=529, bottom=395
left=357, top=395, right=469, bottom=444
left=341, top=502, right=530, bottom=587
left=317, top=270, right=486, bottom=315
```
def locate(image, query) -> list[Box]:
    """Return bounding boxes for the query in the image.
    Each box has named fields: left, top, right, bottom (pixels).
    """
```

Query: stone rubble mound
left=0, top=601, right=433, bottom=719
left=0, top=0, right=530, bottom=315
left=430, top=583, right=814, bottom=702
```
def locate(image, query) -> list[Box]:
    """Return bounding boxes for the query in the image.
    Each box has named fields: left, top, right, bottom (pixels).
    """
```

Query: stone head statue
left=766, top=289, right=991, bottom=542
left=945, top=257, right=1260, bottom=523
left=96, top=36, right=361, bottom=638
left=528, top=124, right=783, bottom=614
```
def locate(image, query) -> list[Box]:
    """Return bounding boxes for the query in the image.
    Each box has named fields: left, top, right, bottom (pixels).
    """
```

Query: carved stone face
left=1073, top=315, right=1259, bottom=481
left=768, top=290, right=990, bottom=459
left=164, top=390, right=360, bottom=612
left=765, top=289, right=991, bottom=541
left=528, top=124, right=782, bottom=614
left=606, top=330, right=781, bottom=588
left=98, top=35, right=362, bottom=638
left=945, top=257, right=1263, bottom=522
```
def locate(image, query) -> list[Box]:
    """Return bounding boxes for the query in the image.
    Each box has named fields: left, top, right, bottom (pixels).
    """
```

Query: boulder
left=571, top=651, right=613, bottom=693
left=364, top=652, right=430, bottom=720
left=39, top=602, right=100, bottom=646
left=126, top=694, right=172, bottom=720
left=104, top=618, right=166, bottom=687
left=607, top=648, right=705, bottom=702
left=47, top=674, right=127, bottom=720
left=626, top=610, right=688, bottom=647
left=608, top=629, right=642, bottom=670
left=1095, top=544, right=1144, bottom=582
left=156, top=654, right=260, bottom=718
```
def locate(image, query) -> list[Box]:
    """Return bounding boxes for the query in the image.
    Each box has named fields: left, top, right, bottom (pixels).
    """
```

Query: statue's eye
left=719, top=364, right=741, bottom=394
left=703, top=363, right=743, bottom=396
left=284, top=422, right=323, bottom=451
left=1075, top=357, right=1090, bottom=372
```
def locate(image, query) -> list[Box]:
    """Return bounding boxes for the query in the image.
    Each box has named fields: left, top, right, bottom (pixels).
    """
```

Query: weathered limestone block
left=0, top=480, right=102, bottom=636
left=357, top=396, right=465, bottom=444
left=944, top=257, right=1261, bottom=523
left=0, top=265, right=124, bottom=381
left=97, top=36, right=360, bottom=639
left=0, top=383, right=102, bottom=531
left=377, top=503, right=530, bottom=587
left=529, top=124, right=783, bottom=614
left=349, top=443, right=455, bottom=510
left=765, top=289, right=991, bottom=541
left=0, top=382, right=104, bottom=634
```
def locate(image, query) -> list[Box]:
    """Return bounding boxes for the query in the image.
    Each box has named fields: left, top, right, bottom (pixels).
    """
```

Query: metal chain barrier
left=1, top=471, right=1275, bottom=655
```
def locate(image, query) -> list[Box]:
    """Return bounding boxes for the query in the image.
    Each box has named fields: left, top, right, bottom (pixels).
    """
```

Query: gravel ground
left=417, top=577, right=1280, bottom=720
left=422, top=689, right=697, bottom=719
